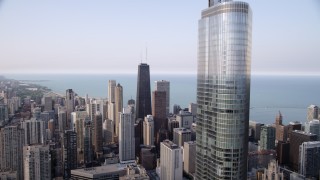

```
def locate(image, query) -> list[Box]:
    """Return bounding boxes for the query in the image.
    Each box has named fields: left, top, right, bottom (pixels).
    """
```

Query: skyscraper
left=152, top=90, right=167, bottom=130
left=259, top=125, right=276, bottom=150
left=63, top=130, right=77, bottom=179
left=307, top=105, right=319, bottom=121
left=136, top=63, right=151, bottom=120
left=115, top=83, right=123, bottom=138
left=160, top=140, right=182, bottom=180
left=155, top=80, right=170, bottom=115
left=93, top=112, right=103, bottom=159
left=66, top=89, right=75, bottom=129
left=196, top=0, right=252, bottom=179
left=299, top=141, right=320, bottom=179
left=108, top=80, right=116, bottom=103
left=119, top=108, right=135, bottom=163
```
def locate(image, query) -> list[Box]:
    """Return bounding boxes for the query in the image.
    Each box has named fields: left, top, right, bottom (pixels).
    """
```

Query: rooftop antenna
left=140, top=50, right=143, bottom=63
left=146, top=42, right=148, bottom=64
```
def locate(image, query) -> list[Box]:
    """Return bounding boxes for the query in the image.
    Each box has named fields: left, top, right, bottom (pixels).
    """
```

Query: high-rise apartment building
left=307, top=105, right=319, bottom=121
left=299, top=141, right=320, bottom=179
left=119, top=108, right=135, bottom=163
left=23, top=145, right=51, bottom=180
left=196, top=0, right=252, bottom=179
left=259, top=125, right=276, bottom=150
left=143, top=115, right=154, bottom=146
left=115, top=83, right=123, bottom=138
left=160, top=140, right=182, bottom=180
left=136, top=63, right=151, bottom=120
left=21, top=118, right=47, bottom=145
left=0, top=104, right=9, bottom=126
left=155, top=80, right=170, bottom=115
left=58, top=110, right=67, bottom=133
left=0, top=125, right=24, bottom=180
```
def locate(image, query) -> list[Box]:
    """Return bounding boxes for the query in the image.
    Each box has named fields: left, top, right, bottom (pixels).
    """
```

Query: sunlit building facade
left=196, top=0, right=252, bottom=179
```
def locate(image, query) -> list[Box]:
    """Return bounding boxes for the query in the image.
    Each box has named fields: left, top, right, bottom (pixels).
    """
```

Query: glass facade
left=196, top=1, right=252, bottom=179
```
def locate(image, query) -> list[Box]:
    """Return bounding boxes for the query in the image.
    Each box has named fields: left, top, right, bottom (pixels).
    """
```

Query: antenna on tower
left=140, top=50, right=143, bottom=63
left=146, top=42, right=148, bottom=64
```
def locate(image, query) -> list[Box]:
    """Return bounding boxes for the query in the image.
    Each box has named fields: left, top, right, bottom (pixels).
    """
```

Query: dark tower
left=136, top=63, right=152, bottom=120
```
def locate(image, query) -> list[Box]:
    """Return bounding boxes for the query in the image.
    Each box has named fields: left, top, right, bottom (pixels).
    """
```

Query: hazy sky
left=0, top=0, right=319, bottom=75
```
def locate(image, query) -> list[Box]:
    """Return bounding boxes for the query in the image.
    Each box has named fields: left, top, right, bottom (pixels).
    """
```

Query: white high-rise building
left=143, top=115, right=154, bottom=146
left=119, top=108, right=135, bottom=163
left=23, top=145, right=51, bottom=180
left=21, top=118, right=47, bottom=145
left=305, top=119, right=320, bottom=140
left=155, top=80, right=170, bottom=115
left=160, top=140, right=182, bottom=180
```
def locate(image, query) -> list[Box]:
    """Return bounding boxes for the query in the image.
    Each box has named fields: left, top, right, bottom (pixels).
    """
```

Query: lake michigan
left=5, top=73, right=320, bottom=125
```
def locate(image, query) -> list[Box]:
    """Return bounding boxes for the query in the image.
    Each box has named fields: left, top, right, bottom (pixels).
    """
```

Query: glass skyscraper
left=196, top=0, right=252, bottom=179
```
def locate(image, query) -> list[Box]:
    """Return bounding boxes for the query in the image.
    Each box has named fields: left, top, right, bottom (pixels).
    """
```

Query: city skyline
left=0, top=0, right=319, bottom=75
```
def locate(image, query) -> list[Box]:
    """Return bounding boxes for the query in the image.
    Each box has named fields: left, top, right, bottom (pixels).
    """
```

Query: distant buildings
left=261, top=160, right=284, bottom=180
left=173, top=128, right=191, bottom=147
left=176, top=110, right=194, bottom=129
left=152, top=90, right=167, bottom=137
left=304, top=119, right=320, bottom=140
left=63, top=130, right=77, bottom=179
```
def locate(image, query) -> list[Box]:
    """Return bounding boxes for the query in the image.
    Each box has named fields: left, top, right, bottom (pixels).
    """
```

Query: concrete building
left=176, top=110, right=194, bottom=129
left=23, top=145, right=51, bottom=180
left=290, top=130, right=317, bottom=171
left=196, top=1, right=252, bottom=178
left=152, top=90, right=167, bottom=137
left=259, top=125, right=276, bottom=150
left=299, top=141, right=320, bottom=179
left=307, top=105, right=319, bottom=121
left=119, top=108, right=135, bottom=163
left=0, top=125, right=24, bottom=180
left=168, top=118, right=179, bottom=140
left=173, top=128, right=191, bottom=147
left=21, top=118, right=46, bottom=145
left=143, top=115, right=154, bottom=146
left=183, top=141, right=196, bottom=175
left=160, top=140, right=182, bottom=180
left=155, top=80, right=170, bottom=116
left=108, top=80, right=116, bottom=104
left=304, top=119, right=320, bottom=140
left=136, top=63, right=152, bottom=120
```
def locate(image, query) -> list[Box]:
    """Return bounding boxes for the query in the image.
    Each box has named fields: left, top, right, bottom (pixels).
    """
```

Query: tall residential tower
left=196, top=0, right=252, bottom=179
